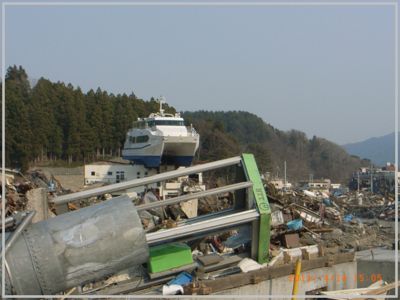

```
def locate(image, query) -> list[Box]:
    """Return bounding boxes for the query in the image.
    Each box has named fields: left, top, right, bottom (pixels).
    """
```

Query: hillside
left=2, top=65, right=176, bottom=171
left=342, top=132, right=396, bottom=166
left=3, top=65, right=369, bottom=182
left=183, top=111, right=370, bottom=182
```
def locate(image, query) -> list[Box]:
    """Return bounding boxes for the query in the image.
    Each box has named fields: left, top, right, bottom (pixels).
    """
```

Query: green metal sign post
left=241, top=153, right=271, bottom=263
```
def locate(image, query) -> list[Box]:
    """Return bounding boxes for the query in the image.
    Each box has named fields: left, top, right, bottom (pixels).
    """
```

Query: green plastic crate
left=148, top=243, right=193, bottom=273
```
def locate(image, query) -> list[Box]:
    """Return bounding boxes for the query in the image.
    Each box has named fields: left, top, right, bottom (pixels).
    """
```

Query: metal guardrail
left=52, top=156, right=242, bottom=205
left=137, top=181, right=252, bottom=211
left=146, top=209, right=259, bottom=245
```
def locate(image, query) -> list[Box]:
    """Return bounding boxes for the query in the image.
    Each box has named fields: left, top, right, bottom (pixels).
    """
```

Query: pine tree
left=96, top=88, right=113, bottom=157
left=85, top=89, right=102, bottom=158
left=113, top=93, right=135, bottom=156
left=5, top=66, right=33, bottom=171
left=29, top=78, right=61, bottom=161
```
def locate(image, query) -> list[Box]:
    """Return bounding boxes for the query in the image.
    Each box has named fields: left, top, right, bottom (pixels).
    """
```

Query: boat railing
left=132, top=120, right=148, bottom=129
left=186, top=126, right=199, bottom=137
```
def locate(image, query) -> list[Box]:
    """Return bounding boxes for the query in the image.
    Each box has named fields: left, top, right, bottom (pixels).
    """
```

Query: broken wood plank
left=321, top=280, right=399, bottom=300
left=198, top=254, right=223, bottom=266
left=199, top=254, right=246, bottom=273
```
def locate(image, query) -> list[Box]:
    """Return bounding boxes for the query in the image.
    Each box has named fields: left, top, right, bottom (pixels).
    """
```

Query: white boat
left=122, top=100, right=200, bottom=168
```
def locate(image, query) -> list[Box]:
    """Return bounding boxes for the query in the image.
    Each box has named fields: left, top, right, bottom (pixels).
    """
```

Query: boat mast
left=158, top=96, right=166, bottom=116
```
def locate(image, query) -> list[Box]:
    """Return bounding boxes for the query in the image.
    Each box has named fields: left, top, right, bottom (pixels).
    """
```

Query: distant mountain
left=342, top=132, right=396, bottom=166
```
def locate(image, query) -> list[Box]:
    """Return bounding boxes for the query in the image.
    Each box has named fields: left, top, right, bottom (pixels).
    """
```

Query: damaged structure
left=1, top=155, right=398, bottom=297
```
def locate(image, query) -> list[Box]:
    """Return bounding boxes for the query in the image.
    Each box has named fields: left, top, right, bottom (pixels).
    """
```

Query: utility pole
left=370, top=163, right=373, bottom=194
left=357, top=171, right=360, bottom=194
left=284, top=161, right=287, bottom=191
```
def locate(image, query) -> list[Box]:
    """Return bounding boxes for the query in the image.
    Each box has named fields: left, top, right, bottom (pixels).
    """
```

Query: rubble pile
left=2, top=171, right=33, bottom=218
left=25, top=169, right=65, bottom=194
left=136, top=189, right=234, bottom=233
left=333, top=191, right=396, bottom=220
left=266, top=186, right=397, bottom=251
left=198, top=194, right=233, bottom=214
left=1, top=168, right=63, bottom=228
left=2, top=166, right=398, bottom=296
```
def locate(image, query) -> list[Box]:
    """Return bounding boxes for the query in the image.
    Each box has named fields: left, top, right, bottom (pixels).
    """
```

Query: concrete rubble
left=265, top=183, right=397, bottom=251
left=1, top=169, right=61, bottom=229
left=2, top=164, right=398, bottom=297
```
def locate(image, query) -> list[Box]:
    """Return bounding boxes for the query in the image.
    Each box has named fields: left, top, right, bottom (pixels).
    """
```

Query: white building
left=308, top=179, right=331, bottom=190
left=330, top=183, right=341, bottom=189
left=84, top=162, right=205, bottom=198
left=84, top=162, right=158, bottom=185
left=269, top=179, right=292, bottom=190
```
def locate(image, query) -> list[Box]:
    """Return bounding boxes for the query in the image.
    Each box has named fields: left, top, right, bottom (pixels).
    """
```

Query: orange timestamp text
left=288, top=273, right=382, bottom=284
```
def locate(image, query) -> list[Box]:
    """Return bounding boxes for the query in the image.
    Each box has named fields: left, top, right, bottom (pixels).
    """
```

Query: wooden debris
left=198, top=254, right=223, bottom=266
left=320, top=280, right=399, bottom=299
left=283, top=233, right=300, bottom=248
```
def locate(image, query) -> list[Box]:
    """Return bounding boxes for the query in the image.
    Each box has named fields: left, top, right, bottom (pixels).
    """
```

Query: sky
left=2, top=2, right=397, bottom=145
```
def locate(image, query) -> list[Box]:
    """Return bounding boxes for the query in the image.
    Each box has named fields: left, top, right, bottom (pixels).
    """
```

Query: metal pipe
left=146, top=209, right=259, bottom=245
left=5, top=211, right=35, bottom=254
left=291, top=258, right=302, bottom=300
left=52, top=156, right=242, bottom=205
left=4, top=258, right=14, bottom=295
left=137, top=181, right=252, bottom=212
left=1, top=216, right=15, bottom=229
left=5, top=196, right=148, bottom=295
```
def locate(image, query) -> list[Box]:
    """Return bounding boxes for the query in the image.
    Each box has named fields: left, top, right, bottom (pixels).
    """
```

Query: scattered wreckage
left=1, top=155, right=398, bottom=297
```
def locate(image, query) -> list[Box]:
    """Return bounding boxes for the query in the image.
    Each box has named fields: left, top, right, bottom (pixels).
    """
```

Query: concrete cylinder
left=6, top=195, right=148, bottom=295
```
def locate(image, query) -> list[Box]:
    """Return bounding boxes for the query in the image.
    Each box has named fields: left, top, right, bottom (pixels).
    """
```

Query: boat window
left=136, top=135, right=149, bottom=143
left=154, top=120, right=185, bottom=126
left=129, top=135, right=149, bottom=143
left=133, top=121, right=147, bottom=128
left=148, top=120, right=156, bottom=127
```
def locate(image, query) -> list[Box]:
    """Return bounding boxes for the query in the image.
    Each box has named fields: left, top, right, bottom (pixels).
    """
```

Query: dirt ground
left=38, top=166, right=84, bottom=192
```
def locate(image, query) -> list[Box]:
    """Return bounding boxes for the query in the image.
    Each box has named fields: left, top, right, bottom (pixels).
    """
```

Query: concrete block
left=26, top=188, right=48, bottom=223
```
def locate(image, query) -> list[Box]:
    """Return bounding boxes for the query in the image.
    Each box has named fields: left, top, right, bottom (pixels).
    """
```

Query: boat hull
left=122, top=155, right=162, bottom=168
left=122, top=135, right=199, bottom=168
left=122, top=155, right=195, bottom=168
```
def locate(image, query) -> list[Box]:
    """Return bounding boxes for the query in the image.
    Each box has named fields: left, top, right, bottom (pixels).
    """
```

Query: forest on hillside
left=2, top=66, right=370, bottom=181
left=184, top=111, right=371, bottom=182
left=2, top=66, right=175, bottom=170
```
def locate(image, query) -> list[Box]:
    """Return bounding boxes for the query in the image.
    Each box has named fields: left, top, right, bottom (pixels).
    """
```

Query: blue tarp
left=167, top=272, right=193, bottom=286
left=287, top=219, right=303, bottom=231
left=344, top=214, right=353, bottom=222
left=323, top=198, right=332, bottom=206
left=332, top=189, right=343, bottom=197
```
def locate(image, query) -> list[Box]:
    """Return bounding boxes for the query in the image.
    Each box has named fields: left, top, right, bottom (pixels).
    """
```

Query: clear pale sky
left=2, top=2, right=396, bottom=144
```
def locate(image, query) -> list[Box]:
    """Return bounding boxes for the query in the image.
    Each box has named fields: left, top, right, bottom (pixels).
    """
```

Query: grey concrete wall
left=209, top=262, right=357, bottom=299
left=357, top=261, right=397, bottom=288
left=356, top=249, right=398, bottom=297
